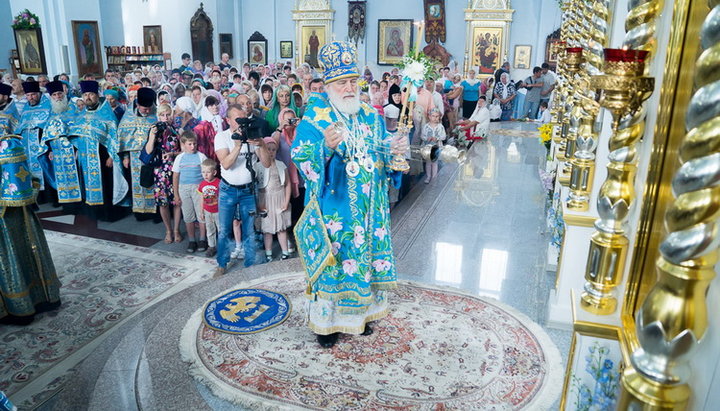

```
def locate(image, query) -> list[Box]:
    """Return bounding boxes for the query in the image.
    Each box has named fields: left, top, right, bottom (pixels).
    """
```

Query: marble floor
left=7, top=120, right=570, bottom=410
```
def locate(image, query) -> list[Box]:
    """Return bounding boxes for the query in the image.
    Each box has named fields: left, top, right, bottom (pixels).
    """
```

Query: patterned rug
left=181, top=273, right=563, bottom=410
left=1, top=231, right=214, bottom=402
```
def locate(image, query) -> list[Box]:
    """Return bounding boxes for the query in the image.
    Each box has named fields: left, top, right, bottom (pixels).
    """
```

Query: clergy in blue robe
left=291, top=41, right=405, bottom=348
left=118, top=88, right=157, bottom=213
left=0, top=83, right=19, bottom=136
left=15, top=81, right=53, bottom=191
left=43, top=80, right=127, bottom=207
left=0, top=134, right=60, bottom=325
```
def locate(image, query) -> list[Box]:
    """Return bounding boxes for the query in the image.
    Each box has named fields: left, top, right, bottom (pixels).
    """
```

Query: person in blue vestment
left=118, top=88, right=157, bottom=214
left=15, top=81, right=54, bottom=192
left=291, top=41, right=407, bottom=348
left=0, top=83, right=19, bottom=136
left=0, top=134, right=60, bottom=325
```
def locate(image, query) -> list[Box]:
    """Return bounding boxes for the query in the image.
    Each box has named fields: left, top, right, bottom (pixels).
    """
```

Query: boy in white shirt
left=538, top=101, right=551, bottom=124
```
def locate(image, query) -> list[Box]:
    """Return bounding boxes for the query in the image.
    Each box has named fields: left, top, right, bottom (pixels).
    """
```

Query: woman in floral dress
left=143, top=103, right=182, bottom=243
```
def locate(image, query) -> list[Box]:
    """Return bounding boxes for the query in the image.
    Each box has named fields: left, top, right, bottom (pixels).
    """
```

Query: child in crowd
left=198, top=158, right=220, bottom=257
left=538, top=101, right=551, bottom=124
left=421, top=108, right=446, bottom=184
left=254, top=137, right=292, bottom=262
left=172, top=131, right=208, bottom=253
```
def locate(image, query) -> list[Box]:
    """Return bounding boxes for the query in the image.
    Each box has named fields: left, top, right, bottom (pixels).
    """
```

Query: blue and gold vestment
left=15, top=96, right=53, bottom=190
left=118, top=108, right=156, bottom=213
left=0, top=135, right=60, bottom=320
left=291, top=93, right=401, bottom=334
left=0, top=99, right=19, bottom=136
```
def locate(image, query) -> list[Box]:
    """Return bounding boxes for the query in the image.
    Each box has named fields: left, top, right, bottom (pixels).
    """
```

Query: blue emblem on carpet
left=203, top=288, right=291, bottom=334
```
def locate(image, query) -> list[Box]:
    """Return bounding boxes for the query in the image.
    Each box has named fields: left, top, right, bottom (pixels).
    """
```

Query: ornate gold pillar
left=619, top=0, right=719, bottom=408
left=579, top=0, right=664, bottom=315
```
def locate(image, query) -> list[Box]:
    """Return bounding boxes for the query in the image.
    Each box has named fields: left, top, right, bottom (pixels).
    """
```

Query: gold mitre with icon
left=319, top=41, right=360, bottom=84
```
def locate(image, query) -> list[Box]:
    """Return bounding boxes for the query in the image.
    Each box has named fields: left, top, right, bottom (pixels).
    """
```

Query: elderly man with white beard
left=41, top=80, right=81, bottom=203
left=291, top=41, right=407, bottom=348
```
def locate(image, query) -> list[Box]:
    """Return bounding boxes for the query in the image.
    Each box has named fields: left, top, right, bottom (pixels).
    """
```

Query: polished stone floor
left=11, top=120, right=570, bottom=410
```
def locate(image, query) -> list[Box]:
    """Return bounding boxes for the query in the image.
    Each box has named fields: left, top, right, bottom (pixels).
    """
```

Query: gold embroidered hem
left=306, top=290, right=390, bottom=335
left=307, top=281, right=398, bottom=305
left=0, top=206, right=60, bottom=319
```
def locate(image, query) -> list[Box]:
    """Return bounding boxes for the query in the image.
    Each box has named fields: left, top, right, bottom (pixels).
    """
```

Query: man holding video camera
left=214, top=104, right=272, bottom=276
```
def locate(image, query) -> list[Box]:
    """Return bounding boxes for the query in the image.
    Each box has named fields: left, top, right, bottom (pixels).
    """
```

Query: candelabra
left=566, top=0, right=611, bottom=209
left=559, top=47, right=585, bottom=186
left=619, top=1, right=719, bottom=407
left=580, top=48, right=654, bottom=314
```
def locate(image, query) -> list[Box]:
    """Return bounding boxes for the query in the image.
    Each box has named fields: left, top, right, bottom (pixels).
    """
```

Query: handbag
left=139, top=164, right=155, bottom=188
left=138, top=148, right=159, bottom=188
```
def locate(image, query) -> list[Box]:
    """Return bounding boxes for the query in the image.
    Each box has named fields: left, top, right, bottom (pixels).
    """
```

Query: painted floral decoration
left=571, top=341, right=621, bottom=410
left=12, top=9, right=41, bottom=29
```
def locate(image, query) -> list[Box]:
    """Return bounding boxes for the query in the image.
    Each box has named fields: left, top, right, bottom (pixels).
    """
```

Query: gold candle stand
left=581, top=49, right=654, bottom=315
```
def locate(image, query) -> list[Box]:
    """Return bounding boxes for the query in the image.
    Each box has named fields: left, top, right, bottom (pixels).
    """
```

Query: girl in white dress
left=254, top=137, right=292, bottom=262
left=421, top=108, right=446, bottom=183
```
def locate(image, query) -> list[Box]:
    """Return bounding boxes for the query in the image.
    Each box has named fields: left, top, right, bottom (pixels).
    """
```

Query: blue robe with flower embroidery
left=291, top=93, right=401, bottom=317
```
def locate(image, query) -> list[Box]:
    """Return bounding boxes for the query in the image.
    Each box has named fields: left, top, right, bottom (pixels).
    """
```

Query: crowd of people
left=0, top=50, right=555, bottom=277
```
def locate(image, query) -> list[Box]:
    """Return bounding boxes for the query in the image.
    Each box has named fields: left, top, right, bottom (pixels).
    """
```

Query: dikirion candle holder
left=580, top=48, right=654, bottom=315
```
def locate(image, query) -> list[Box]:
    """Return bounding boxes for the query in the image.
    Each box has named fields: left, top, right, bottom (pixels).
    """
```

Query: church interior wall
left=4, top=0, right=562, bottom=81
left=0, top=0, right=14, bottom=71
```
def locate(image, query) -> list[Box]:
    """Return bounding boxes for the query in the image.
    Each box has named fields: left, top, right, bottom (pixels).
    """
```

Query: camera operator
left=214, top=104, right=272, bottom=276
left=237, top=93, right=272, bottom=135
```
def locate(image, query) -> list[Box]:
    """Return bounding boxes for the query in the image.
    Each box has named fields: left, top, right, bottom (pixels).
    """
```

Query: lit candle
left=415, top=20, right=424, bottom=52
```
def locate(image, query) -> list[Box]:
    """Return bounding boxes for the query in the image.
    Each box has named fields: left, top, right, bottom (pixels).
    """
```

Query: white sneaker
left=230, top=247, right=245, bottom=260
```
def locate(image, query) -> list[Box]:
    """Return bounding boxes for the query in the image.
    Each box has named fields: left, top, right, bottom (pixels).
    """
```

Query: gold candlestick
left=581, top=48, right=654, bottom=315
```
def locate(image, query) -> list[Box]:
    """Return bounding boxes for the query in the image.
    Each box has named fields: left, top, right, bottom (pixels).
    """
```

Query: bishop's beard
left=327, top=87, right=360, bottom=115
left=51, top=99, right=69, bottom=114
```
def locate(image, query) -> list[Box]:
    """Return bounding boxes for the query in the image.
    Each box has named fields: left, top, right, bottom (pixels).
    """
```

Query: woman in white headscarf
left=493, top=72, right=516, bottom=121
left=172, top=96, right=199, bottom=131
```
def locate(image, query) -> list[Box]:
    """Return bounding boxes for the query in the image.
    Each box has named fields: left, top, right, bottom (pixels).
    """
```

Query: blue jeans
left=522, top=100, right=539, bottom=120
left=217, top=180, right=257, bottom=268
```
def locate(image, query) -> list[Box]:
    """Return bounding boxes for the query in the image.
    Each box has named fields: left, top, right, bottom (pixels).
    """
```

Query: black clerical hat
left=137, top=87, right=156, bottom=107
left=79, top=80, right=100, bottom=94
left=22, top=81, right=40, bottom=93
left=46, top=80, right=65, bottom=95
left=0, top=83, right=11, bottom=96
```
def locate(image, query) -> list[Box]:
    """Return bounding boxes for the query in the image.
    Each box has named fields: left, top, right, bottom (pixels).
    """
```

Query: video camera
left=154, top=121, right=168, bottom=134
left=231, top=117, right=262, bottom=141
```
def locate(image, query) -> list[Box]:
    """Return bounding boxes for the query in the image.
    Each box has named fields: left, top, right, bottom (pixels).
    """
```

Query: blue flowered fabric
left=204, top=288, right=291, bottom=334
left=0, top=135, right=34, bottom=206
left=0, top=100, right=19, bottom=136
left=291, top=93, right=401, bottom=308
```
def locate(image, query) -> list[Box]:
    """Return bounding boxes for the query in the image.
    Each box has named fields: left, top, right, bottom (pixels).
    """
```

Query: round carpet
left=180, top=272, right=563, bottom=410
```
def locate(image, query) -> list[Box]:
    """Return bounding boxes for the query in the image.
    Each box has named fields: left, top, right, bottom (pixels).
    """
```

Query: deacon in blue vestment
left=291, top=41, right=406, bottom=348
left=0, top=83, right=19, bottom=136
left=0, top=134, right=60, bottom=325
left=118, top=88, right=157, bottom=213
left=15, top=81, right=54, bottom=191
